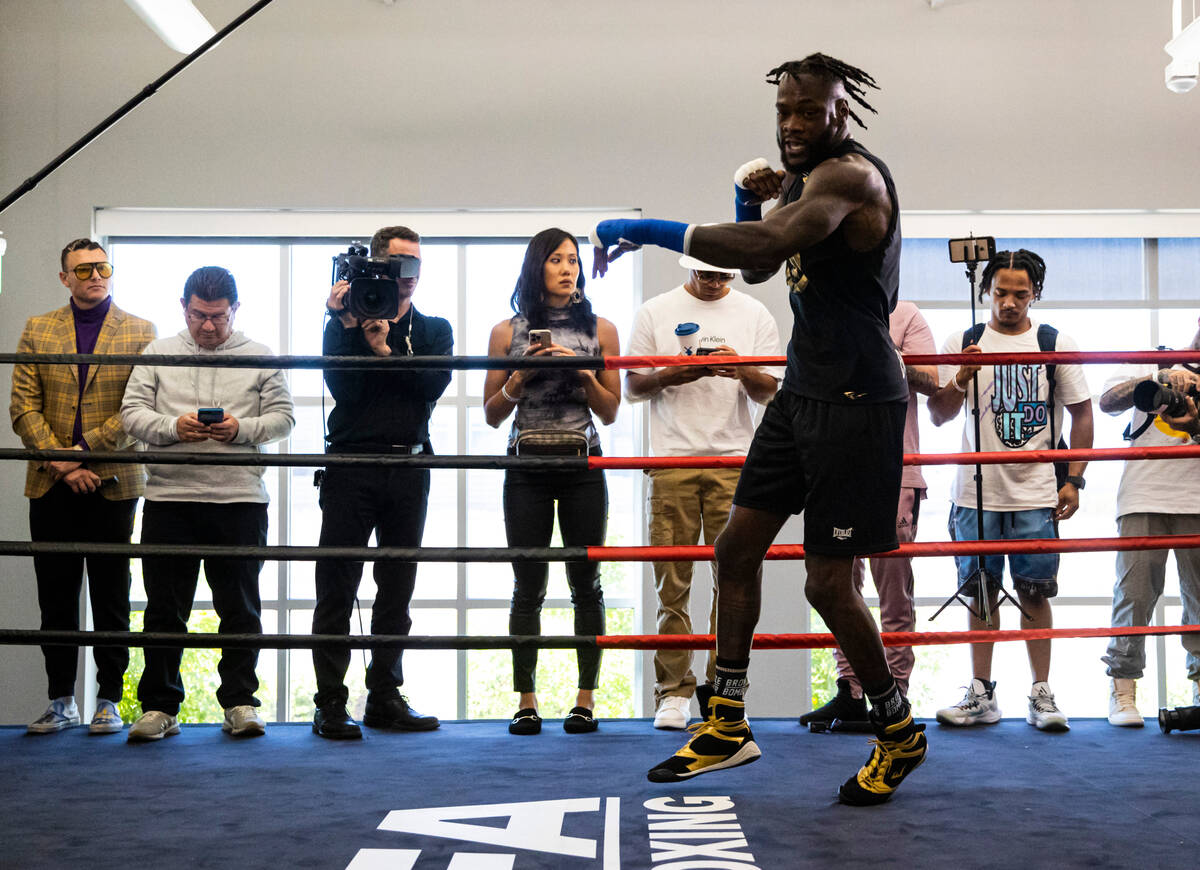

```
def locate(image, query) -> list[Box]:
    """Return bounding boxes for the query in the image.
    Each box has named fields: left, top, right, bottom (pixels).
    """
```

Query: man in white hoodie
left=120, top=266, right=294, bottom=741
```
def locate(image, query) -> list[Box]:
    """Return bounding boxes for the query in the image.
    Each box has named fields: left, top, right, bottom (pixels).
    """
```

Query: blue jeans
left=949, top=505, right=1059, bottom=599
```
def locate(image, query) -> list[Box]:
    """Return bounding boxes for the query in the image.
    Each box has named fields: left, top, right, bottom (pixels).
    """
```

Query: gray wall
left=1, top=0, right=1197, bottom=723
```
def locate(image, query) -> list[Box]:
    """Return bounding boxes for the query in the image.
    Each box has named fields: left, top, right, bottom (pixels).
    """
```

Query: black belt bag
left=513, top=429, right=590, bottom=456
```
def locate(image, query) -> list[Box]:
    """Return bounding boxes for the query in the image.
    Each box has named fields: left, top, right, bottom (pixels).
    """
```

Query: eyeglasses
left=71, top=262, right=113, bottom=280
left=696, top=271, right=734, bottom=283
left=185, top=310, right=232, bottom=327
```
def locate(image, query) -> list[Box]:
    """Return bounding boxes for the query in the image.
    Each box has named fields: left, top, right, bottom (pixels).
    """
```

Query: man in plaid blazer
left=10, top=238, right=155, bottom=736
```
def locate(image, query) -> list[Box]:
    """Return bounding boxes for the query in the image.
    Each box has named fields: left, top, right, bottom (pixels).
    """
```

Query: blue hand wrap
left=734, top=184, right=762, bottom=223
left=592, top=218, right=689, bottom=253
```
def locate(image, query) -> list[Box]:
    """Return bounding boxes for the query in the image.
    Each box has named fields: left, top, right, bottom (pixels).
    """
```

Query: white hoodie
left=120, top=329, right=295, bottom=503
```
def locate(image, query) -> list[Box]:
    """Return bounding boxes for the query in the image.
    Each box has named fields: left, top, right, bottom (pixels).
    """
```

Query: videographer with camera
left=1098, top=320, right=1200, bottom=725
left=311, top=225, right=453, bottom=740
left=120, top=266, right=294, bottom=741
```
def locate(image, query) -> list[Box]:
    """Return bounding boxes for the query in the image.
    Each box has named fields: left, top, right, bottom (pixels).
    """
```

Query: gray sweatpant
left=1102, top=512, right=1200, bottom=681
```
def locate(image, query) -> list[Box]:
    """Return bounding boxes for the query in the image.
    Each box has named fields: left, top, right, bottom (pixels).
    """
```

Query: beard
left=777, top=127, right=837, bottom=174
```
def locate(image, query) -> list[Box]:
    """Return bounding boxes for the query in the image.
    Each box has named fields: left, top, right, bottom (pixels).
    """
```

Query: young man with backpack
left=927, top=249, right=1093, bottom=732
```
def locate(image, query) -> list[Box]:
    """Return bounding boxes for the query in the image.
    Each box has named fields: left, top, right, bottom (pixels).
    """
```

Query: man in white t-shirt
left=1098, top=320, right=1200, bottom=725
left=928, top=248, right=1093, bottom=732
left=625, top=254, right=781, bottom=730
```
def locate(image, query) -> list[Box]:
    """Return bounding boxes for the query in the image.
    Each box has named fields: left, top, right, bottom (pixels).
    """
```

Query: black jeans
left=29, top=484, right=137, bottom=702
left=504, top=466, right=607, bottom=693
left=312, top=465, right=430, bottom=708
left=137, top=501, right=267, bottom=715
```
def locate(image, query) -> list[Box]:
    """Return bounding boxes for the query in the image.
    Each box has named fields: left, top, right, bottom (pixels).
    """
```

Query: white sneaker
left=127, top=710, right=181, bottom=742
left=89, top=699, right=124, bottom=735
left=653, top=695, right=691, bottom=730
left=936, top=678, right=1001, bottom=726
left=222, top=705, right=266, bottom=737
left=1107, top=678, right=1143, bottom=727
left=27, top=696, right=80, bottom=734
left=1027, top=681, right=1070, bottom=732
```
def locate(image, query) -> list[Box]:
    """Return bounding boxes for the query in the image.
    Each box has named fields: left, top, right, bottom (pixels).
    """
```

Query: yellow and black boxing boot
left=837, top=704, right=927, bottom=806
left=646, top=696, right=761, bottom=783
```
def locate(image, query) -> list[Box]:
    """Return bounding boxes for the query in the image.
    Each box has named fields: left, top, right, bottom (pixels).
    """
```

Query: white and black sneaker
left=936, top=678, right=1001, bottom=726
left=1027, top=682, right=1069, bottom=732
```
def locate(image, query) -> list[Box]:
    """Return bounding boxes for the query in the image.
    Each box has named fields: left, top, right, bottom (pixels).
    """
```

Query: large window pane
left=1158, top=238, right=1200, bottom=300
left=899, top=237, right=1144, bottom=302
left=110, top=242, right=281, bottom=350
left=996, top=238, right=1144, bottom=301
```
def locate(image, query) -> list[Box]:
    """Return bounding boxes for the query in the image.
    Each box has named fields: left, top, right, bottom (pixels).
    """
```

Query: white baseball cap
left=678, top=253, right=736, bottom=273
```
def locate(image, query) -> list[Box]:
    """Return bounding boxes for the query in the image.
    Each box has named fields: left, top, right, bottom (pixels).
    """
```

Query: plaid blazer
left=10, top=301, right=156, bottom=500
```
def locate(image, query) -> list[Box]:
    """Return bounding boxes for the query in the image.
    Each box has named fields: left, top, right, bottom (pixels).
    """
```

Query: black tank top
left=780, top=139, right=906, bottom=404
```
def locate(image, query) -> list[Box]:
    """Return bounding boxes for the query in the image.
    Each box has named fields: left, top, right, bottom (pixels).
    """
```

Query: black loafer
left=563, top=706, right=598, bottom=734
left=313, top=705, right=362, bottom=740
left=509, top=708, right=542, bottom=735
left=363, top=696, right=440, bottom=731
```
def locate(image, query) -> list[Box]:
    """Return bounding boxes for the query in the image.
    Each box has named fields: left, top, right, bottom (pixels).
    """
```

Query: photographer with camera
left=120, top=266, right=294, bottom=741
left=1098, top=320, right=1200, bottom=725
left=311, top=225, right=453, bottom=740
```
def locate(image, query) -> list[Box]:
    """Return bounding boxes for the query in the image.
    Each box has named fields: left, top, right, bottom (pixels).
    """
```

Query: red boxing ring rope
left=589, top=444, right=1200, bottom=470
left=597, top=623, right=1200, bottom=650
left=607, top=348, right=1200, bottom=370
left=590, top=533, right=1200, bottom=562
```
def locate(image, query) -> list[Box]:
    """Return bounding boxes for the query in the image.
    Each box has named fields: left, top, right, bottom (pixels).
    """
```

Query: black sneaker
left=312, top=705, right=362, bottom=740
left=799, top=678, right=869, bottom=726
left=647, top=696, right=761, bottom=783
left=508, top=708, right=542, bottom=735
left=363, top=696, right=440, bottom=731
left=837, top=709, right=927, bottom=806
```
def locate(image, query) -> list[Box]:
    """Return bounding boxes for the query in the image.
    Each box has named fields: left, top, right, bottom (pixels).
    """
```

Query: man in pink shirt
left=800, top=300, right=937, bottom=726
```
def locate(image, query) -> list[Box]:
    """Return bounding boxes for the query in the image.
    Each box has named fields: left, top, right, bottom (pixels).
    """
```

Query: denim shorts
left=949, top=504, right=1059, bottom=598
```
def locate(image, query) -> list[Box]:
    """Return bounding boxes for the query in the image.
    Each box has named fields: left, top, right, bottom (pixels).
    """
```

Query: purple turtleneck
left=70, top=295, right=112, bottom=447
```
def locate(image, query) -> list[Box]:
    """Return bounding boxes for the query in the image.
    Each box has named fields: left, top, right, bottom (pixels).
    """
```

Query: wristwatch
left=1064, top=475, right=1086, bottom=490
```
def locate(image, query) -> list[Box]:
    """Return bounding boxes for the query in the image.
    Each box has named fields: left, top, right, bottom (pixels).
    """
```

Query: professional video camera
left=330, top=243, right=420, bottom=321
left=1132, top=377, right=1200, bottom=418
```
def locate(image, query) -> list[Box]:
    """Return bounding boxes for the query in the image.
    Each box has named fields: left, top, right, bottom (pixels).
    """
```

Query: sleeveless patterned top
left=507, top=307, right=600, bottom=449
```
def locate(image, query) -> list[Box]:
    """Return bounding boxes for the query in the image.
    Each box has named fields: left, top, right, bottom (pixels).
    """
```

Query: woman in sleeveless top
left=483, top=228, right=621, bottom=735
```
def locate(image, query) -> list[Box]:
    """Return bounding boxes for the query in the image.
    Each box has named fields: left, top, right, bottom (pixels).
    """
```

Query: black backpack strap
left=1038, top=324, right=1060, bottom=443
left=960, top=322, right=986, bottom=351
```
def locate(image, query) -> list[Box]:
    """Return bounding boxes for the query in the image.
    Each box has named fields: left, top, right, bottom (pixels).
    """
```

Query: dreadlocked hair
left=979, top=249, right=1046, bottom=302
left=765, top=53, right=880, bottom=129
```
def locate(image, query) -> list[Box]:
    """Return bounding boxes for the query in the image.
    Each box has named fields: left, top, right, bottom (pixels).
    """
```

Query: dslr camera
left=331, top=243, right=420, bottom=321
left=1133, top=376, right=1200, bottom=418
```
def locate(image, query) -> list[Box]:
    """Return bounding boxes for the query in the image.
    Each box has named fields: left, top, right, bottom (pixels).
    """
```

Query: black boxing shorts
left=733, top=388, right=906, bottom=557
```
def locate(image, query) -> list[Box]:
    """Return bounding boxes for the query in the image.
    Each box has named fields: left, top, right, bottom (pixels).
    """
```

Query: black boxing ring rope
left=3, top=345, right=1199, bottom=655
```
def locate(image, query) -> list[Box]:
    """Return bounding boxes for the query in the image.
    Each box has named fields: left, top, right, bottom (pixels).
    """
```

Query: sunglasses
left=696, top=270, right=734, bottom=283
left=71, top=262, right=113, bottom=280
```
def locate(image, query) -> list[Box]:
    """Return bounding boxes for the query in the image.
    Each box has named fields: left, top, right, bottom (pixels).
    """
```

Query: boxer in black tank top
left=591, top=54, right=926, bottom=805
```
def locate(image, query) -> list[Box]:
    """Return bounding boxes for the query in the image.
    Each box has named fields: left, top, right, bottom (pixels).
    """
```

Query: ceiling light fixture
left=1165, top=0, right=1199, bottom=93
left=124, top=0, right=217, bottom=54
